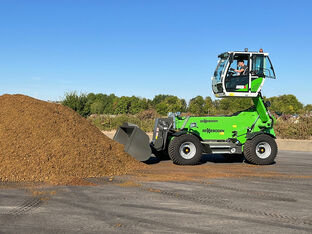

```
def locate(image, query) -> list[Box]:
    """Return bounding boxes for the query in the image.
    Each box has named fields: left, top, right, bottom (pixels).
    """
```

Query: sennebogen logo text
left=203, top=128, right=224, bottom=133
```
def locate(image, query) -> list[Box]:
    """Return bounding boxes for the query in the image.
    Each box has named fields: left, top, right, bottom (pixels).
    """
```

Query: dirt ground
left=0, top=150, right=311, bottom=233
left=103, top=130, right=312, bottom=152
left=0, top=128, right=311, bottom=233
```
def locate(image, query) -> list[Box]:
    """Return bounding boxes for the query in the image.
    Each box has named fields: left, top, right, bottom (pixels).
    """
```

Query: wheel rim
left=256, top=142, right=272, bottom=159
left=179, top=142, right=196, bottom=159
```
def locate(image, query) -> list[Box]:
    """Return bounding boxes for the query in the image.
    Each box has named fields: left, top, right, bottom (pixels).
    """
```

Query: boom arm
left=252, top=95, right=273, bottom=128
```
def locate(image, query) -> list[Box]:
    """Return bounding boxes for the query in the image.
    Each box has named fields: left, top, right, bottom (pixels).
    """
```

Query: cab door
left=250, top=54, right=276, bottom=93
left=224, top=53, right=250, bottom=93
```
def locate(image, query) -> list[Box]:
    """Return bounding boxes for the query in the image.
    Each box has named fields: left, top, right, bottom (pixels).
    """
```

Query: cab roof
left=218, top=51, right=269, bottom=58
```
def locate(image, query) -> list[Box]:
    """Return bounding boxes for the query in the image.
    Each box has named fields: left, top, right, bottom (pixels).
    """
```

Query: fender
left=171, top=130, right=188, bottom=137
left=246, top=131, right=276, bottom=140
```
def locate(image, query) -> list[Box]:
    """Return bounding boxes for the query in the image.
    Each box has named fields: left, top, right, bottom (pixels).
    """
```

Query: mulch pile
left=0, top=94, right=143, bottom=185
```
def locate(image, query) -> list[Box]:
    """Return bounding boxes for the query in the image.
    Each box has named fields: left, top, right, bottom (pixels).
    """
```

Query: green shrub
left=274, top=116, right=312, bottom=139
left=137, top=109, right=159, bottom=120
left=88, top=114, right=155, bottom=132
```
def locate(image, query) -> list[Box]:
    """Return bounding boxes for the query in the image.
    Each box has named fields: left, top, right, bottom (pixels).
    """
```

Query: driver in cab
left=230, top=60, right=248, bottom=76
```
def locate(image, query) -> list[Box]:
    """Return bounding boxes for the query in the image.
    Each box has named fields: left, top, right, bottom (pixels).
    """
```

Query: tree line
left=62, top=92, right=312, bottom=117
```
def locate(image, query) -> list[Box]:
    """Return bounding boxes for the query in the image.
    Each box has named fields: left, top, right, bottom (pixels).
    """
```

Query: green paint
left=173, top=95, right=275, bottom=147
left=252, top=95, right=270, bottom=123
left=251, top=77, right=263, bottom=92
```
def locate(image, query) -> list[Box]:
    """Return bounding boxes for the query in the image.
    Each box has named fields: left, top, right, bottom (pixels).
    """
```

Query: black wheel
left=243, top=134, right=278, bottom=165
left=168, top=134, right=202, bottom=165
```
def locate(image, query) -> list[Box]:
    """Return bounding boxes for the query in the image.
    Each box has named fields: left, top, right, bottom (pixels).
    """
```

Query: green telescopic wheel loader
left=114, top=49, right=278, bottom=165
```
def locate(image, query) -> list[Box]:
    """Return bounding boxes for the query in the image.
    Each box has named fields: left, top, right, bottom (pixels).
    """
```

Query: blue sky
left=0, top=0, right=311, bottom=104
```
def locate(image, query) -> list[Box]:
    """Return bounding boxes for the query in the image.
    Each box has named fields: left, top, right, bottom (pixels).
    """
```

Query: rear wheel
left=168, top=134, right=202, bottom=165
left=244, top=134, right=278, bottom=165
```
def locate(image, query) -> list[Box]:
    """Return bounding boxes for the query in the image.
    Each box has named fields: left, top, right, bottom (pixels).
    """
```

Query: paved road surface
left=0, top=150, right=311, bottom=233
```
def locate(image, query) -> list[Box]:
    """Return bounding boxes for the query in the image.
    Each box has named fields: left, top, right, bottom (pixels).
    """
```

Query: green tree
left=62, top=92, right=89, bottom=117
left=218, top=98, right=253, bottom=114
left=188, top=96, right=205, bottom=114
left=114, top=96, right=131, bottom=114
left=204, top=96, right=216, bottom=115
left=90, top=101, right=104, bottom=114
left=151, top=94, right=171, bottom=107
left=165, top=96, right=184, bottom=113
left=103, top=94, right=117, bottom=114
left=268, top=94, right=303, bottom=114
left=180, top=99, right=187, bottom=112
left=86, top=93, right=96, bottom=103
left=129, top=96, right=149, bottom=114
left=155, top=102, right=168, bottom=115
left=155, top=96, right=185, bottom=115
left=85, top=93, right=97, bottom=114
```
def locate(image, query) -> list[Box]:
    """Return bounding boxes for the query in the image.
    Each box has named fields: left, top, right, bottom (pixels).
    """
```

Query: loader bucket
left=113, top=122, right=151, bottom=162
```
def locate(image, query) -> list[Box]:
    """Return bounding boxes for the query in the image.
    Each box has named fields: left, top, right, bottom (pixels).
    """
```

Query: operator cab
left=212, top=49, right=276, bottom=98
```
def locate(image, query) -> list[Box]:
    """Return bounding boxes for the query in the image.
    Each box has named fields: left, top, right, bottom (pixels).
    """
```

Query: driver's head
left=238, top=60, right=245, bottom=66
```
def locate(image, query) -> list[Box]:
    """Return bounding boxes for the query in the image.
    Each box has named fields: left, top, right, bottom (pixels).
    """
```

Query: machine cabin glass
left=225, top=53, right=250, bottom=93
left=251, top=55, right=276, bottom=79
left=212, top=51, right=276, bottom=98
left=212, top=53, right=229, bottom=94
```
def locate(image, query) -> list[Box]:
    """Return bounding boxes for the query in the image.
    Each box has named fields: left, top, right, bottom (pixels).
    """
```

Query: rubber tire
left=244, top=134, right=278, bottom=165
left=168, top=134, right=202, bottom=165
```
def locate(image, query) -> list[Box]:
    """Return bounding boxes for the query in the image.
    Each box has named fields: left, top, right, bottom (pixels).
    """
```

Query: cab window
left=225, top=54, right=250, bottom=92
left=228, top=58, right=249, bottom=77
left=213, top=58, right=227, bottom=83
left=252, top=55, right=276, bottom=78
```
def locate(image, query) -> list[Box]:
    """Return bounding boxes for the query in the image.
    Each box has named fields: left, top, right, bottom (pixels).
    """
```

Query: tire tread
left=168, top=134, right=202, bottom=165
left=244, top=134, right=278, bottom=165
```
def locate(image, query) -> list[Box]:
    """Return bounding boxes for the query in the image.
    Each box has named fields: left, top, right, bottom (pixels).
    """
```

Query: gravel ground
left=0, top=150, right=311, bottom=234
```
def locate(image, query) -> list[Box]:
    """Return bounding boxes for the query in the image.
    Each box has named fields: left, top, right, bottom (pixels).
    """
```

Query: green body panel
left=251, top=77, right=263, bottom=92
left=235, top=77, right=263, bottom=92
left=253, top=95, right=270, bottom=123
left=173, top=96, right=275, bottom=148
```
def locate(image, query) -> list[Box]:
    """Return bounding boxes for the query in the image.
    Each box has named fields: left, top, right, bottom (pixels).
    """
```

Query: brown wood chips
left=0, top=94, right=142, bottom=184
